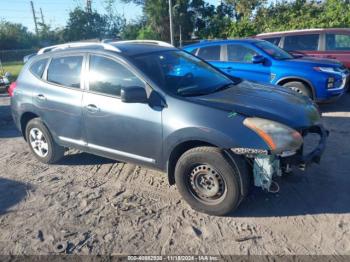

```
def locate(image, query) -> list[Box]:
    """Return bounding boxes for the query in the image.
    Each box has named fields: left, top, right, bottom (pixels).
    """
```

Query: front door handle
left=85, top=104, right=100, bottom=113
left=36, top=94, right=46, bottom=101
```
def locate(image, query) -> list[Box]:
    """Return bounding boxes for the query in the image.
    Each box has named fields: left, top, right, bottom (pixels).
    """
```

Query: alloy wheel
left=29, top=128, right=49, bottom=157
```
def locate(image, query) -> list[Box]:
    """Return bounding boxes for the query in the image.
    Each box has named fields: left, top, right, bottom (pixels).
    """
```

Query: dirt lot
left=0, top=93, right=349, bottom=256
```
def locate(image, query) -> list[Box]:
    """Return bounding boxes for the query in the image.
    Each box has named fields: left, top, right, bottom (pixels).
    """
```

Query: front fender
left=163, top=123, right=269, bottom=167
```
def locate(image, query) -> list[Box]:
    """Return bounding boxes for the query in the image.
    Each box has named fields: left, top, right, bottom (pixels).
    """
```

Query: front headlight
left=243, top=117, right=303, bottom=153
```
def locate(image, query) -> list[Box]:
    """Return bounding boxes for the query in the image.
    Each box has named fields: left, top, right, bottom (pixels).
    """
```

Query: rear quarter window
left=197, top=45, right=221, bottom=61
left=30, top=58, right=48, bottom=78
left=284, top=34, right=320, bottom=51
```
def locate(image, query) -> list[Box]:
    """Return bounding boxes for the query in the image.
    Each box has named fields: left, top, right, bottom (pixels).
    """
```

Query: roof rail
left=37, top=42, right=121, bottom=54
left=114, top=40, right=174, bottom=47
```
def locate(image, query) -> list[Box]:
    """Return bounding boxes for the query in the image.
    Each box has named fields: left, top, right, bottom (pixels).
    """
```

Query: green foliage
left=0, top=21, right=37, bottom=50
left=137, top=25, right=160, bottom=39
left=1, top=0, right=350, bottom=52
left=228, top=18, right=257, bottom=38
left=229, top=0, right=350, bottom=38
left=2, top=61, right=23, bottom=80
left=64, top=7, right=124, bottom=41
left=121, top=23, right=143, bottom=40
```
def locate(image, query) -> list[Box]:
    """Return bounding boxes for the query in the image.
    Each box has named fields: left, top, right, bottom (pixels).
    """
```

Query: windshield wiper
left=213, top=83, right=234, bottom=93
left=177, top=85, right=210, bottom=97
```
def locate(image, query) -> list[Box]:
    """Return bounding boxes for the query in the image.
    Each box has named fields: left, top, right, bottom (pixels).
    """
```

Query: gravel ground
left=0, top=93, right=349, bottom=255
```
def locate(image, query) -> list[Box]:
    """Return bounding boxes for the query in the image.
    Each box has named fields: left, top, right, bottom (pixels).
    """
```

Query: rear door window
left=284, top=34, right=320, bottom=51
left=326, top=33, right=350, bottom=50
left=47, top=56, right=83, bottom=88
left=197, top=45, right=221, bottom=61
left=263, top=37, right=281, bottom=46
left=227, top=44, right=257, bottom=63
left=88, top=55, right=145, bottom=97
left=30, top=58, right=48, bottom=78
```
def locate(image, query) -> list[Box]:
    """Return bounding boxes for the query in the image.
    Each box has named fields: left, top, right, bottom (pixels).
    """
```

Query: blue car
left=183, top=39, right=349, bottom=102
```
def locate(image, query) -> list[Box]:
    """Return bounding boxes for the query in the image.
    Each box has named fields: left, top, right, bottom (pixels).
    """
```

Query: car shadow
left=0, top=104, right=21, bottom=139
left=57, top=152, right=117, bottom=166
left=0, top=177, right=31, bottom=215
left=233, top=167, right=350, bottom=217
left=319, top=92, right=350, bottom=113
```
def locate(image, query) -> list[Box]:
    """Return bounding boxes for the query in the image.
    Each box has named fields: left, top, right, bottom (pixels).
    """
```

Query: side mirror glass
left=252, top=55, right=265, bottom=64
left=121, top=86, right=148, bottom=103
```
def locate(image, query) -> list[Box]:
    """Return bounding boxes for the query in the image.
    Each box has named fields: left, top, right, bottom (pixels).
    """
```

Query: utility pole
left=86, top=0, right=92, bottom=13
left=30, top=1, right=38, bottom=35
left=168, top=0, right=174, bottom=46
left=40, top=8, right=45, bottom=25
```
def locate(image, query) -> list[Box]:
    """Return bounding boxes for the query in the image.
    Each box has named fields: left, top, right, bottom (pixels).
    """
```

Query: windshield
left=132, top=50, right=236, bottom=97
left=255, top=41, right=294, bottom=60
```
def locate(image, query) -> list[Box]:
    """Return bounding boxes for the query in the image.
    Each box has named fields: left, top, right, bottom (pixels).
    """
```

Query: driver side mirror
left=252, top=55, right=265, bottom=64
left=121, top=86, right=148, bottom=103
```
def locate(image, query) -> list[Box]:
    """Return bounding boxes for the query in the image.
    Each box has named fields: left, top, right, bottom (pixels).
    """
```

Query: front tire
left=283, top=81, right=313, bottom=99
left=25, top=118, right=64, bottom=164
left=174, top=147, right=250, bottom=216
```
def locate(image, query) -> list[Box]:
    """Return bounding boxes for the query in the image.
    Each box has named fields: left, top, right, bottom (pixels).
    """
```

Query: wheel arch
left=166, top=140, right=215, bottom=185
left=276, top=76, right=316, bottom=99
left=166, top=141, right=251, bottom=203
left=20, top=112, right=39, bottom=140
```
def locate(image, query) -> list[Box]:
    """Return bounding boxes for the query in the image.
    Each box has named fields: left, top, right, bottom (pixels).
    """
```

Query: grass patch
left=1, top=61, right=23, bottom=80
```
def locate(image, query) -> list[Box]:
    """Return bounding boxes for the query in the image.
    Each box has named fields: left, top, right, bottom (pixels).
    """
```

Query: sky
left=1, top=0, right=220, bottom=32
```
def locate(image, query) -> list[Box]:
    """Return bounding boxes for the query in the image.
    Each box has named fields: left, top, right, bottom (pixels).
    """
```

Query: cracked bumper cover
left=283, top=125, right=329, bottom=167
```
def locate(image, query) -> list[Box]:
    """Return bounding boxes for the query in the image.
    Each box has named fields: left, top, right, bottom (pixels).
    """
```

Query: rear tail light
left=8, top=81, right=17, bottom=97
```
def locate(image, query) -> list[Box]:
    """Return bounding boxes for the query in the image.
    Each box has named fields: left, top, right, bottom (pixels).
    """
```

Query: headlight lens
left=243, top=117, right=303, bottom=153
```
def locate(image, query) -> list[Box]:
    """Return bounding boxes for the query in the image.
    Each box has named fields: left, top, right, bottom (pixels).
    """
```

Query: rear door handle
left=85, top=104, right=100, bottom=113
left=36, top=94, right=46, bottom=101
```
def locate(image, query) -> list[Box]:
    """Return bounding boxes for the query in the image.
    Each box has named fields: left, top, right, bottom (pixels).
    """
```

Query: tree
left=64, top=7, right=125, bottom=41
left=224, top=0, right=266, bottom=21
left=0, top=21, right=37, bottom=49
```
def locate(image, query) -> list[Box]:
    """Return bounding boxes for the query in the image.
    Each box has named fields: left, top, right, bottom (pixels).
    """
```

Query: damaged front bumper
left=281, top=125, right=329, bottom=168
left=231, top=124, right=329, bottom=192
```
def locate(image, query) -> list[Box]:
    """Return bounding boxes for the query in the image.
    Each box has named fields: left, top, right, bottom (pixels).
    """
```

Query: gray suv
left=11, top=41, right=327, bottom=215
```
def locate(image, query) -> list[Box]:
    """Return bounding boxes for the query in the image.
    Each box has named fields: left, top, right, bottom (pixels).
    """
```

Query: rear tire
left=25, top=118, right=64, bottom=164
left=283, top=81, right=313, bottom=99
left=174, top=146, right=250, bottom=216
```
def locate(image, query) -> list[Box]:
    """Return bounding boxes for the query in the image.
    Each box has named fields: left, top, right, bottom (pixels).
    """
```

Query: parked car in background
left=0, top=60, right=11, bottom=93
left=255, top=28, right=350, bottom=69
left=11, top=40, right=328, bottom=215
left=183, top=39, right=349, bottom=102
